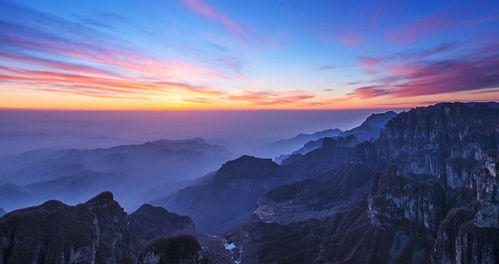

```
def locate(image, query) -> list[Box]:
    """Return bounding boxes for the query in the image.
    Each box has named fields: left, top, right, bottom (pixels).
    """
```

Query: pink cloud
left=182, top=0, right=244, bottom=34
left=350, top=53, right=499, bottom=99
left=386, top=9, right=499, bottom=43
left=338, top=34, right=362, bottom=46
left=358, top=56, right=382, bottom=75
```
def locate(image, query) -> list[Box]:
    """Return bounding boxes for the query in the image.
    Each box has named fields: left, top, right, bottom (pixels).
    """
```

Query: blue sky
left=0, top=0, right=498, bottom=109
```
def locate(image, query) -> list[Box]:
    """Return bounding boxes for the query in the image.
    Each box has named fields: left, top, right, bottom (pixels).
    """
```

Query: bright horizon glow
left=1, top=0, right=498, bottom=110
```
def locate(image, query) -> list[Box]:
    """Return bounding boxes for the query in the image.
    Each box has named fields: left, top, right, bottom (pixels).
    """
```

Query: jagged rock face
left=0, top=192, right=135, bottom=264
left=137, top=236, right=211, bottom=264
left=367, top=167, right=447, bottom=232
left=229, top=201, right=431, bottom=264
left=281, top=135, right=360, bottom=179
left=256, top=163, right=373, bottom=224
left=83, top=192, right=135, bottom=264
left=432, top=207, right=499, bottom=264
left=227, top=103, right=499, bottom=264
left=0, top=200, right=99, bottom=264
left=130, top=204, right=195, bottom=246
left=165, top=155, right=287, bottom=233
left=341, top=111, right=397, bottom=142
left=373, top=103, right=499, bottom=189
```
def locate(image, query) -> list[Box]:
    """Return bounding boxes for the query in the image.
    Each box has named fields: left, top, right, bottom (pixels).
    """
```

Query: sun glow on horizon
left=1, top=0, right=498, bottom=110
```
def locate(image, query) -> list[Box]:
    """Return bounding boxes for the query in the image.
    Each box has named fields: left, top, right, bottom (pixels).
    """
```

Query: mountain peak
left=362, top=111, right=397, bottom=128
left=83, top=191, right=118, bottom=210
left=86, top=191, right=114, bottom=203
left=217, top=155, right=280, bottom=179
left=40, top=200, right=67, bottom=210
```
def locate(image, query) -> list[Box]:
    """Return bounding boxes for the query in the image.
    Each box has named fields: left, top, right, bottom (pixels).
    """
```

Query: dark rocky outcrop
left=0, top=192, right=131, bottom=264
left=163, top=155, right=286, bottom=233
left=130, top=204, right=195, bottom=246
left=137, top=236, right=211, bottom=264
left=83, top=191, right=135, bottom=264
left=256, top=163, right=373, bottom=224
left=0, top=192, right=216, bottom=264
left=0, top=209, right=5, bottom=217
left=228, top=200, right=432, bottom=264
left=432, top=206, right=499, bottom=264
left=0, top=200, right=98, bottom=264
left=367, top=167, right=447, bottom=232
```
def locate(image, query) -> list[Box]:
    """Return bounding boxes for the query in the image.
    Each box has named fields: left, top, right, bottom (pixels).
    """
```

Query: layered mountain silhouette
left=161, top=111, right=396, bottom=234
left=1, top=102, right=497, bottom=264
left=0, top=138, right=234, bottom=211
left=260, top=128, right=343, bottom=157
left=274, top=111, right=396, bottom=162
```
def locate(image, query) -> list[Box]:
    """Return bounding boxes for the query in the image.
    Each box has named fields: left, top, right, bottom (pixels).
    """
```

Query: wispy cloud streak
left=0, top=2, right=231, bottom=99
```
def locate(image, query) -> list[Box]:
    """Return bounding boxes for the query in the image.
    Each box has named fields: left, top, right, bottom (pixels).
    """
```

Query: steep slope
left=130, top=204, right=196, bottom=246
left=0, top=208, right=5, bottom=217
left=281, top=135, right=359, bottom=178
left=228, top=199, right=434, bottom=264
left=275, top=111, right=396, bottom=163
left=163, top=155, right=286, bottom=233
left=256, top=163, right=373, bottom=224
left=341, top=110, right=397, bottom=141
left=260, top=128, right=343, bottom=157
left=370, top=103, right=498, bottom=189
left=137, top=236, right=212, bottom=264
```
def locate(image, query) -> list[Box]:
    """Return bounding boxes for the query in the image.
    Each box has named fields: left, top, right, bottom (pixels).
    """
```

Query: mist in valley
left=0, top=109, right=395, bottom=212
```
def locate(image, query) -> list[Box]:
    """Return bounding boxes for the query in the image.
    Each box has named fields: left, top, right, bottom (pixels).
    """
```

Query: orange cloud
left=228, top=91, right=315, bottom=105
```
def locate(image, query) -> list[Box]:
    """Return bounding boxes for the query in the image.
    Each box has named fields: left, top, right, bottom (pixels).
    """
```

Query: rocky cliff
left=163, top=155, right=287, bottom=233
left=0, top=192, right=133, bottom=264
left=226, top=102, right=499, bottom=264
left=0, top=192, right=227, bottom=264
left=137, top=236, right=212, bottom=264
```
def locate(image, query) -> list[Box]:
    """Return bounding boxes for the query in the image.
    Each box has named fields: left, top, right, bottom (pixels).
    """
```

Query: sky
left=0, top=0, right=498, bottom=110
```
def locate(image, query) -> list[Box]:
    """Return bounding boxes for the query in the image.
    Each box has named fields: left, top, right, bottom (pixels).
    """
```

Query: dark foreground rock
left=0, top=192, right=229, bottom=264
left=137, top=236, right=212, bottom=264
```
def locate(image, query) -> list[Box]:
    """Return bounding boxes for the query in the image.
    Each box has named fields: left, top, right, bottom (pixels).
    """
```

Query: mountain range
left=0, top=138, right=234, bottom=211
left=159, top=111, right=396, bottom=234
left=0, top=102, right=497, bottom=264
left=259, top=111, right=396, bottom=159
left=273, top=111, right=396, bottom=163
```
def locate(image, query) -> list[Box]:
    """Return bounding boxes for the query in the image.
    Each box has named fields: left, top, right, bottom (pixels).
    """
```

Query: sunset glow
left=1, top=0, right=499, bottom=110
